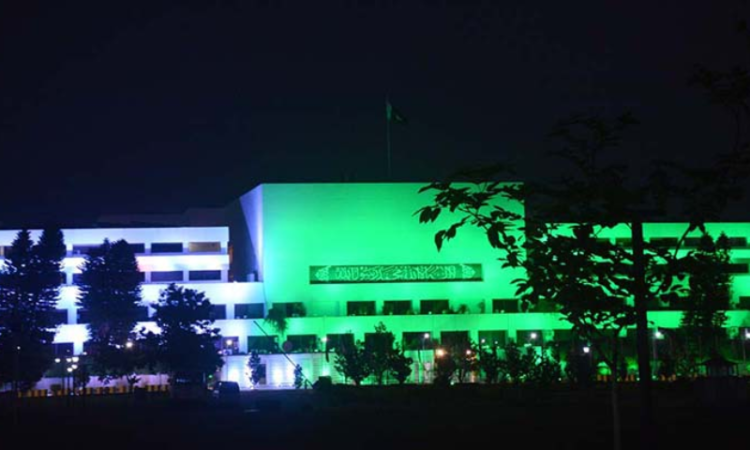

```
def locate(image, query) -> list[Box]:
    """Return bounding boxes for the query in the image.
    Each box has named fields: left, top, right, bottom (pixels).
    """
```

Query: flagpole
left=386, top=96, right=392, bottom=180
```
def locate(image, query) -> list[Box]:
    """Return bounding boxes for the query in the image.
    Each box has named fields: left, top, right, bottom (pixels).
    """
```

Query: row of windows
left=53, top=295, right=750, bottom=326
left=65, top=270, right=223, bottom=285
left=351, top=296, right=750, bottom=315
left=348, top=299, right=526, bottom=315
left=1, top=242, right=223, bottom=258
left=237, top=330, right=510, bottom=354
left=67, top=241, right=222, bottom=256
left=612, top=236, right=750, bottom=249
left=54, top=302, right=264, bottom=325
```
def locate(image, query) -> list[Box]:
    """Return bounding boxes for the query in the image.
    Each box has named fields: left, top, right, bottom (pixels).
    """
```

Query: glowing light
left=436, top=348, right=446, bottom=358
left=423, top=333, right=430, bottom=339
left=745, top=331, right=750, bottom=340
left=530, top=332, right=538, bottom=340
left=71, top=364, right=78, bottom=370
left=125, top=341, right=134, bottom=349
left=72, top=356, right=79, bottom=363
left=321, top=336, right=328, bottom=343
left=480, top=338, right=486, bottom=344
left=66, top=358, right=72, bottom=363
left=655, top=330, right=663, bottom=340
left=228, top=368, right=240, bottom=383
left=225, top=339, right=233, bottom=346
left=55, top=358, right=61, bottom=363
left=67, top=368, right=73, bottom=373
left=465, top=349, right=472, bottom=356
left=583, top=346, right=591, bottom=354
left=272, top=369, right=283, bottom=387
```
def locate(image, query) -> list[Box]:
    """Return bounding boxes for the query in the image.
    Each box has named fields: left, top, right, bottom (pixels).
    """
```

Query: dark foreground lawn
left=1, top=383, right=748, bottom=449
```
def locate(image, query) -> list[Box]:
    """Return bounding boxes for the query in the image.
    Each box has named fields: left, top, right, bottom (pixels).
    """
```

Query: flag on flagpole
left=386, top=100, right=408, bottom=125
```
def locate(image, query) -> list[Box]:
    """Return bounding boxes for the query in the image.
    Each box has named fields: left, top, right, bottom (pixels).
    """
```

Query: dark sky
left=0, top=1, right=747, bottom=226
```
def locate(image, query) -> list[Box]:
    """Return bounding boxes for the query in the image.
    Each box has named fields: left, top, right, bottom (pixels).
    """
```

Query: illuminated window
left=209, top=305, right=226, bottom=320
left=478, top=330, right=506, bottom=347
left=492, top=299, right=518, bottom=313
left=402, top=332, right=433, bottom=350
left=151, top=271, right=183, bottom=282
left=286, top=335, right=318, bottom=353
left=325, top=333, right=354, bottom=352
left=151, top=243, right=183, bottom=253
left=235, top=303, right=264, bottom=319
left=72, top=245, right=98, bottom=256
left=615, top=238, right=632, bottom=247
left=52, top=343, right=74, bottom=357
left=346, top=301, right=376, bottom=316
left=649, top=237, right=679, bottom=248
left=440, top=331, right=470, bottom=348
left=383, top=300, right=412, bottom=315
left=52, top=309, right=69, bottom=325
left=685, top=237, right=748, bottom=248
left=218, top=336, right=240, bottom=355
left=188, top=242, right=221, bottom=253
left=274, top=302, right=306, bottom=317
left=135, top=306, right=149, bottom=321
left=519, top=330, right=543, bottom=344
left=420, top=299, right=449, bottom=315
left=128, top=243, right=146, bottom=254
left=188, top=270, right=222, bottom=281
left=247, top=336, right=278, bottom=354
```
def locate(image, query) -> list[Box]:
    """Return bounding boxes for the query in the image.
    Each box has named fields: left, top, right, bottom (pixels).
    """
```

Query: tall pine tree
left=0, top=229, right=66, bottom=390
left=77, top=239, right=143, bottom=382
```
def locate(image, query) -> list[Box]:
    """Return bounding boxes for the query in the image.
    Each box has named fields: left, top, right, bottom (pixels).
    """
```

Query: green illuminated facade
left=231, top=183, right=750, bottom=349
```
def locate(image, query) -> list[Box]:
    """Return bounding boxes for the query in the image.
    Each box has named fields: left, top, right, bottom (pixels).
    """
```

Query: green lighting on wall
left=309, top=263, right=483, bottom=284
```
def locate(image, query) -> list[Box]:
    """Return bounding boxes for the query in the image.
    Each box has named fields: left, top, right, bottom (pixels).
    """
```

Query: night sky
left=0, top=1, right=747, bottom=226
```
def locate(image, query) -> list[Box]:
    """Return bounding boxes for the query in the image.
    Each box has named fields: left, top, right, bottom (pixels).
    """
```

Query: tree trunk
left=631, top=220, right=653, bottom=448
left=610, top=333, right=622, bottom=450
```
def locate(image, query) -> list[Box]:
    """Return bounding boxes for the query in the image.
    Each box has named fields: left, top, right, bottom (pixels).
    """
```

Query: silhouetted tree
left=389, top=345, right=413, bottom=384
left=365, top=322, right=397, bottom=385
left=680, top=233, right=732, bottom=355
left=77, top=239, right=144, bottom=383
left=0, top=229, right=65, bottom=390
left=264, top=305, right=288, bottom=338
left=334, top=340, right=370, bottom=386
left=151, top=284, right=224, bottom=384
left=501, top=341, right=536, bottom=385
left=528, top=351, right=563, bottom=387
left=433, top=350, right=456, bottom=387
left=247, top=350, right=263, bottom=386
left=475, top=341, right=503, bottom=384
left=418, top=109, right=748, bottom=450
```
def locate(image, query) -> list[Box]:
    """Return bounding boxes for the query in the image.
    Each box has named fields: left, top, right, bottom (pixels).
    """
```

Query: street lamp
left=125, top=341, right=134, bottom=349
left=582, top=346, right=591, bottom=354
